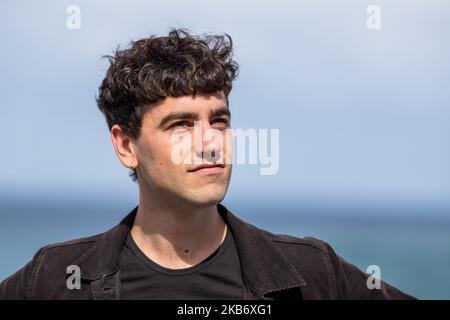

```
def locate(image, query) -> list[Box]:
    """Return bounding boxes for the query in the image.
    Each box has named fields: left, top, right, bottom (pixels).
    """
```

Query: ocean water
left=0, top=199, right=449, bottom=299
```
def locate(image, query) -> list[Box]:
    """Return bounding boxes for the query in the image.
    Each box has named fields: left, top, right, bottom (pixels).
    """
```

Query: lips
left=188, top=163, right=225, bottom=173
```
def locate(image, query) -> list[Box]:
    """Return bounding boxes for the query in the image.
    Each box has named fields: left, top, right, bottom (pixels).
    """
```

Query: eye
left=170, top=121, right=192, bottom=129
left=211, top=118, right=230, bottom=127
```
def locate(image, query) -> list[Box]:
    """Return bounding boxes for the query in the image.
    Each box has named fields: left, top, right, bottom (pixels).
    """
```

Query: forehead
left=143, top=91, right=227, bottom=122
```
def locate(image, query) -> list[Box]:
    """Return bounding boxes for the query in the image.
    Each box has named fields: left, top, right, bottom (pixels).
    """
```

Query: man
left=0, top=28, right=415, bottom=300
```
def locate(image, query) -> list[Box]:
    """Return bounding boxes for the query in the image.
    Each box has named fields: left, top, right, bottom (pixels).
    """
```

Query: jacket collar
left=217, top=204, right=306, bottom=295
left=78, top=204, right=306, bottom=297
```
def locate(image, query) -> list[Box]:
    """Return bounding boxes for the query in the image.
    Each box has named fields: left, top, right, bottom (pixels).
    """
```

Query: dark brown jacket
left=0, top=204, right=416, bottom=300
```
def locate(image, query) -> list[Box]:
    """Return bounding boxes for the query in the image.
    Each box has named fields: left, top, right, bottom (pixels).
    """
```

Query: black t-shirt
left=119, top=224, right=245, bottom=300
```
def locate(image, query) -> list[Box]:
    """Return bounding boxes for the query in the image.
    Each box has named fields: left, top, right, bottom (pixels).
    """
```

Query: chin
left=187, top=190, right=227, bottom=208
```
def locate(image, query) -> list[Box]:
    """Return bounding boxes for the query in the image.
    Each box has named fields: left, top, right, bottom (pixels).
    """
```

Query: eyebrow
left=158, top=106, right=231, bottom=129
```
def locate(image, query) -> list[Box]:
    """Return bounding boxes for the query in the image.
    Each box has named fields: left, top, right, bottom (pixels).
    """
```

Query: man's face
left=134, top=91, right=233, bottom=208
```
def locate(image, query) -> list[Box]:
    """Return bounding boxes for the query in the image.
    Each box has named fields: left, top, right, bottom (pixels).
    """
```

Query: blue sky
left=0, top=0, right=449, bottom=211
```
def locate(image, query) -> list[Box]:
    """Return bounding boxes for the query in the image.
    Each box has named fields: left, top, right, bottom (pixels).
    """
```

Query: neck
left=131, top=184, right=227, bottom=269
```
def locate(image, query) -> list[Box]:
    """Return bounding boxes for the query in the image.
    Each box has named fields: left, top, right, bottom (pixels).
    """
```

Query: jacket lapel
left=76, top=207, right=137, bottom=299
left=217, top=204, right=306, bottom=298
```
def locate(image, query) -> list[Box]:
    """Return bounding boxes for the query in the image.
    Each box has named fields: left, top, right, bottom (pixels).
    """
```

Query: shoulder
left=255, top=225, right=334, bottom=257
left=270, top=232, right=331, bottom=252
left=262, top=230, right=339, bottom=278
left=0, top=231, right=107, bottom=299
left=34, top=232, right=105, bottom=264
left=255, top=227, right=416, bottom=300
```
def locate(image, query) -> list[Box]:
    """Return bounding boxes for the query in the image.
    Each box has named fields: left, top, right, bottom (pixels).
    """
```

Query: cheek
left=223, top=131, right=234, bottom=164
left=137, top=140, right=156, bottom=165
left=150, top=139, right=186, bottom=176
left=137, top=138, right=167, bottom=173
left=141, top=144, right=183, bottom=185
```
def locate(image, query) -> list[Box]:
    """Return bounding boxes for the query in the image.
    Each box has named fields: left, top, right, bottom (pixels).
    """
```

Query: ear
left=111, top=124, right=138, bottom=169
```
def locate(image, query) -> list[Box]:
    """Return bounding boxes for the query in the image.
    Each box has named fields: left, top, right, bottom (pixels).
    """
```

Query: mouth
left=188, top=163, right=225, bottom=174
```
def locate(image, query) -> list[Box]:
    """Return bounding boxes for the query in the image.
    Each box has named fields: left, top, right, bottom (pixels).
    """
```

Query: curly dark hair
left=96, top=28, right=239, bottom=182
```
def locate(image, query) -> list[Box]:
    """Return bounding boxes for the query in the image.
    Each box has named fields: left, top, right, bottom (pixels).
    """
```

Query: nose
left=193, top=121, right=222, bottom=162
